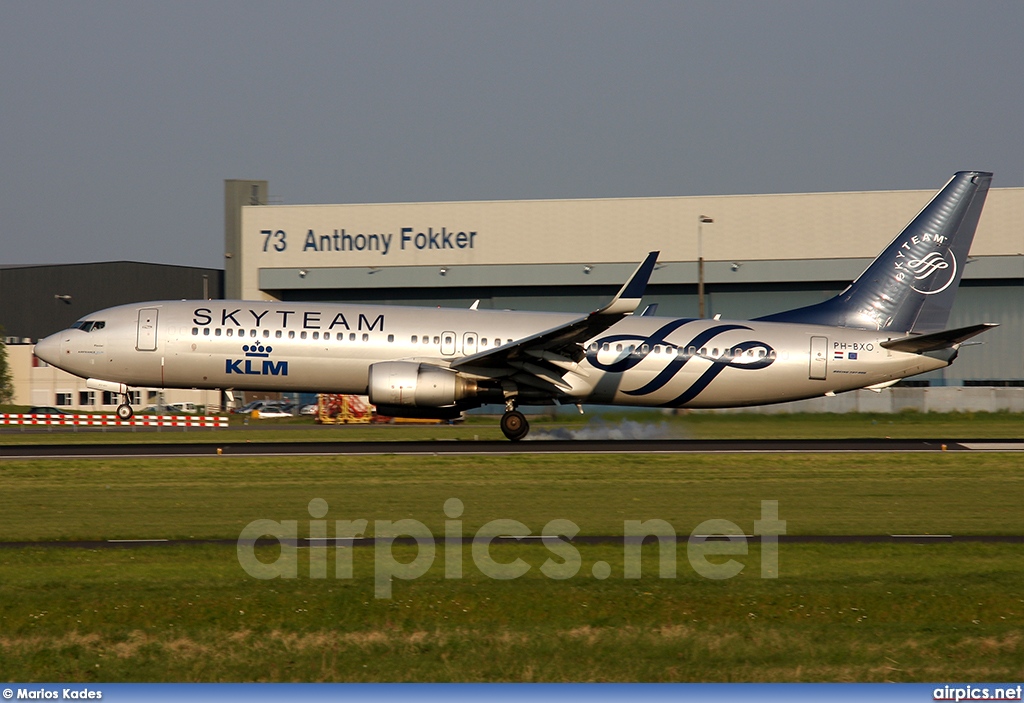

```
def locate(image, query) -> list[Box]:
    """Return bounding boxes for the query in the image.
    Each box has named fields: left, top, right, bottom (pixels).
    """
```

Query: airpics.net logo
left=892, top=233, right=957, bottom=295
left=236, top=498, right=786, bottom=599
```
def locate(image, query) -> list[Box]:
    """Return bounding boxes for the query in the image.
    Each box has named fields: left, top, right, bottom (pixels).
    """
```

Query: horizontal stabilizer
left=880, top=323, right=998, bottom=353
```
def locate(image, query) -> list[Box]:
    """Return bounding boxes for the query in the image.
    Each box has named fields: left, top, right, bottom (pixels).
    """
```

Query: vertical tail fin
left=756, top=171, right=992, bottom=333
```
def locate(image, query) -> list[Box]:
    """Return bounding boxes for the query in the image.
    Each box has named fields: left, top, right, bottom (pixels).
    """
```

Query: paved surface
left=2, top=438, right=1023, bottom=459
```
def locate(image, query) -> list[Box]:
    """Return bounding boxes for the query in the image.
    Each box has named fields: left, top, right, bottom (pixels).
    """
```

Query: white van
left=167, top=402, right=198, bottom=414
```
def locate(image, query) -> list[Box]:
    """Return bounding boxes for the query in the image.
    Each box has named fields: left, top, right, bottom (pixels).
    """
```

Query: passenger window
left=481, top=339, right=489, bottom=347
left=699, top=347, right=707, bottom=356
left=288, top=330, right=295, bottom=339
left=350, top=333, right=356, bottom=341
left=263, top=329, right=270, bottom=338
left=300, top=331, right=307, bottom=340
left=250, top=329, right=257, bottom=338
left=758, top=349, right=766, bottom=358
left=215, top=328, right=222, bottom=337
left=616, top=344, right=623, bottom=352
left=192, top=328, right=199, bottom=336
left=602, top=343, right=610, bottom=352
left=275, top=330, right=282, bottom=339
left=433, top=336, right=440, bottom=344
left=423, top=335, right=430, bottom=344
left=362, top=333, right=369, bottom=342
left=653, top=345, right=661, bottom=354
left=411, top=335, right=418, bottom=344
left=641, top=344, right=650, bottom=353
left=237, top=329, right=243, bottom=337
left=226, top=329, right=234, bottom=337
left=203, top=328, right=210, bottom=336
left=312, top=331, right=319, bottom=340
left=388, top=334, right=395, bottom=343
left=711, top=348, right=719, bottom=357
left=444, top=335, right=453, bottom=344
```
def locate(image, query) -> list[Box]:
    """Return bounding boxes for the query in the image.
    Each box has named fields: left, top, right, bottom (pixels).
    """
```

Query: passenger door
left=136, top=308, right=159, bottom=351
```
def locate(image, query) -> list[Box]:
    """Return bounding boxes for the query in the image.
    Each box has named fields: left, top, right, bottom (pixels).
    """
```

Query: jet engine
left=367, top=361, right=478, bottom=408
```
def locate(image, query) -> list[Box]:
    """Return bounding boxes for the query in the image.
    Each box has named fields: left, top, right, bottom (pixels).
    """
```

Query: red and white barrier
left=0, top=413, right=229, bottom=428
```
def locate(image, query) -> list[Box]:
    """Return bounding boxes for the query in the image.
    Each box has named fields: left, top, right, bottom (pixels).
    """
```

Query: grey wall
left=0, top=262, right=223, bottom=341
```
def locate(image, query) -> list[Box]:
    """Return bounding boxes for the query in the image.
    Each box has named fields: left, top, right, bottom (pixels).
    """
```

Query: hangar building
left=225, top=177, right=1023, bottom=389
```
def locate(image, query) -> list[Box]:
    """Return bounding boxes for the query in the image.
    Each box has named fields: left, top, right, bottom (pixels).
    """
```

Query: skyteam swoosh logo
left=893, top=235, right=958, bottom=296
left=907, top=250, right=957, bottom=295
left=587, top=319, right=775, bottom=406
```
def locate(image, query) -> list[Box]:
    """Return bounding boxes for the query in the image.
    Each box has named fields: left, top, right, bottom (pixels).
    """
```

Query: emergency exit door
left=809, top=336, right=828, bottom=380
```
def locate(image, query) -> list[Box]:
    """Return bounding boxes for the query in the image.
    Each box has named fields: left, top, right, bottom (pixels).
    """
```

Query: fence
left=0, top=413, right=229, bottom=428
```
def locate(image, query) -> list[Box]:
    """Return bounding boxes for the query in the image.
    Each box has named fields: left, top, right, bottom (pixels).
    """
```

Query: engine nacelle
left=368, top=361, right=478, bottom=408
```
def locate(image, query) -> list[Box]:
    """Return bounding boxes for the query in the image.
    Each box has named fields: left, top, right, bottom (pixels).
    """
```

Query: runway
left=1, top=437, right=1022, bottom=459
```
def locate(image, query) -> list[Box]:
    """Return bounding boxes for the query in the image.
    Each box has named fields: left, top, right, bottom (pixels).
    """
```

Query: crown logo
left=242, top=343, right=272, bottom=358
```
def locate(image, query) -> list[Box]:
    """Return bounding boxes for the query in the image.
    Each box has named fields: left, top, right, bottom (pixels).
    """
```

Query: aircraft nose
left=34, top=333, right=63, bottom=365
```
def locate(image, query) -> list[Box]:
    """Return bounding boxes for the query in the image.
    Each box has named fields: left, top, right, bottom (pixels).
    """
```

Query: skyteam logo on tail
left=893, top=234, right=957, bottom=295
left=226, top=343, right=289, bottom=376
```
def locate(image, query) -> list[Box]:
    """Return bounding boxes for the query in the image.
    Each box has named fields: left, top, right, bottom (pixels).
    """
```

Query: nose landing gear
left=500, top=398, right=529, bottom=441
left=116, top=393, right=134, bottom=421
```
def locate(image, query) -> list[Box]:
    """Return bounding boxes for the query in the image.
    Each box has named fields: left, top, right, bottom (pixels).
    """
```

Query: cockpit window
left=71, top=320, right=105, bottom=332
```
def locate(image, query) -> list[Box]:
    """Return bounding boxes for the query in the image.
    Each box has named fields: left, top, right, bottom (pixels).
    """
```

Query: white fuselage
left=36, top=300, right=948, bottom=409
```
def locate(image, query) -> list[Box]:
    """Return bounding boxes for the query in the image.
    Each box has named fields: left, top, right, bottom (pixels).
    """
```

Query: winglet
left=595, top=251, right=659, bottom=316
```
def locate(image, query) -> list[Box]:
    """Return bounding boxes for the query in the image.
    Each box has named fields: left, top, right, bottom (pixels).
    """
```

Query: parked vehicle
left=251, top=403, right=294, bottom=419
left=167, top=402, right=198, bottom=413
left=28, top=406, right=72, bottom=415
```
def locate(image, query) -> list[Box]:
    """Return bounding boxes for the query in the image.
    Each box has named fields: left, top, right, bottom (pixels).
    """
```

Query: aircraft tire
left=500, top=410, right=529, bottom=441
left=116, top=403, right=134, bottom=421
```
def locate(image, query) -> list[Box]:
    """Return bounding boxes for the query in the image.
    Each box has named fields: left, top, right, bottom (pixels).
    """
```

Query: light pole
left=697, top=215, right=714, bottom=317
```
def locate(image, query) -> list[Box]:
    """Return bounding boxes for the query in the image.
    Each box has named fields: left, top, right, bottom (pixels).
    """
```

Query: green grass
left=0, top=409, right=1022, bottom=444
left=0, top=453, right=1022, bottom=542
left=1, top=543, right=1022, bottom=681
left=1, top=424, right=1022, bottom=682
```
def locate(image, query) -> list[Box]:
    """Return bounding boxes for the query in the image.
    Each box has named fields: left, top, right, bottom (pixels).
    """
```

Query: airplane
left=34, top=171, right=997, bottom=441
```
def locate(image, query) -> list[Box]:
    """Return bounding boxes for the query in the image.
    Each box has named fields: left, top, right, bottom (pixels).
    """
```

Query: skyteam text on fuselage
left=34, top=172, right=997, bottom=440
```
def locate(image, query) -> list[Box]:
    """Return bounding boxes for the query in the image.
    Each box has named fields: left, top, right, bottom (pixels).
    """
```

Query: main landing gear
left=500, top=399, right=529, bottom=441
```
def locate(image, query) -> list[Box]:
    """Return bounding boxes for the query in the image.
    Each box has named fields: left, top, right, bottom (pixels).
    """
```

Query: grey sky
left=3, top=1, right=1023, bottom=268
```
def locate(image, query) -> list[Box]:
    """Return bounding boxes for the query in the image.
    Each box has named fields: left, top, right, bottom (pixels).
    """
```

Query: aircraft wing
left=450, top=252, right=659, bottom=392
